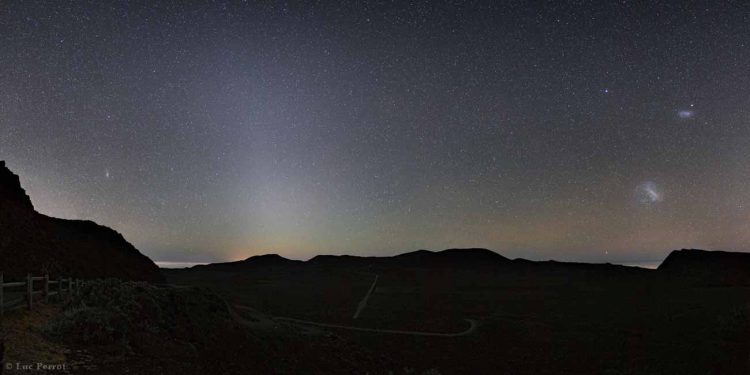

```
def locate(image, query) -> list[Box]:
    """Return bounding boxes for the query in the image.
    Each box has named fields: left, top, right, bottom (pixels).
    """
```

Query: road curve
left=273, top=316, right=479, bottom=337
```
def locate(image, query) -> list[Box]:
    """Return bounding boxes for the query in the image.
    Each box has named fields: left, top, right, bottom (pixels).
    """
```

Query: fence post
left=26, top=273, right=32, bottom=310
left=1, top=272, right=4, bottom=316
left=44, top=274, right=49, bottom=303
left=68, top=278, right=73, bottom=299
left=58, top=276, right=62, bottom=301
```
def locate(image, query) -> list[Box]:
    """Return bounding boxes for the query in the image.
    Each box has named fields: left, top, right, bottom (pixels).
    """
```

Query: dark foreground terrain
left=1, top=248, right=748, bottom=374
left=161, top=248, right=750, bottom=375
left=3, top=279, right=399, bottom=374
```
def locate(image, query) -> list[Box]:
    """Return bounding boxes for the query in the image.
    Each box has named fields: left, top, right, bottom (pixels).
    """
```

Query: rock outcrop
left=0, top=161, right=163, bottom=282
left=658, top=249, right=750, bottom=285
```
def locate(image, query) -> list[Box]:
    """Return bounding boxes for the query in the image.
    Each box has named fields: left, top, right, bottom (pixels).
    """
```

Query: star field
left=1, top=1, right=749, bottom=264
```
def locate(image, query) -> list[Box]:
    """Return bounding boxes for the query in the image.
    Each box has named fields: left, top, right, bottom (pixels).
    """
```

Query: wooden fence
left=0, top=273, right=83, bottom=315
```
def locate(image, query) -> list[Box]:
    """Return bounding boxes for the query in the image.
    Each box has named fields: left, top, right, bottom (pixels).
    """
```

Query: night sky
left=2, top=1, right=749, bottom=265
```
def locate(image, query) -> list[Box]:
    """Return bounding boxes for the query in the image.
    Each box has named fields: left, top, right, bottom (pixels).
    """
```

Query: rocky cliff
left=658, top=249, right=750, bottom=285
left=0, top=161, right=162, bottom=282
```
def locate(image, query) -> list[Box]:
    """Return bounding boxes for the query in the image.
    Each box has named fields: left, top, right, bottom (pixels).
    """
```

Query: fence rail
left=0, top=273, right=83, bottom=315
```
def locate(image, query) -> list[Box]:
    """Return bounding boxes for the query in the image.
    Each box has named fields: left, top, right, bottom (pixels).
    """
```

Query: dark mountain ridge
left=0, top=161, right=162, bottom=282
left=191, top=253, right=303, bottom=271
left=195, top=248, right=510, bottom=271
left=191, top=248, right=750, bottom=285
left=197, top=247, right=643, bottom=271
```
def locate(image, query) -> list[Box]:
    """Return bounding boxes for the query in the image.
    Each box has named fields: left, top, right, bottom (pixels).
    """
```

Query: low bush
left=44, top=279, right=230, bottom=352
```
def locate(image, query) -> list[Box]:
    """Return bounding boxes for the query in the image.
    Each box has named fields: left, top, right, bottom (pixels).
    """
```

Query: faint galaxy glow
left=636, top=181, right=663, bottom=205
left=678, top=110, right=695, bottom=119
left=1, top=1, right=750, bottom=264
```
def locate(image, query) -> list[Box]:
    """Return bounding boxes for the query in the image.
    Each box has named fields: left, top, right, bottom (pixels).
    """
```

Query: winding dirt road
left=226, top=274, right=480, bottom=337
left=353, top=274, right=379, bottom=319
left=272, top=316, right=479, bottom=337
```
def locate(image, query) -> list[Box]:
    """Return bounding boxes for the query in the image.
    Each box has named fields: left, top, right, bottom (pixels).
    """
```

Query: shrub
left=44, top=279, right=230, bottom=352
